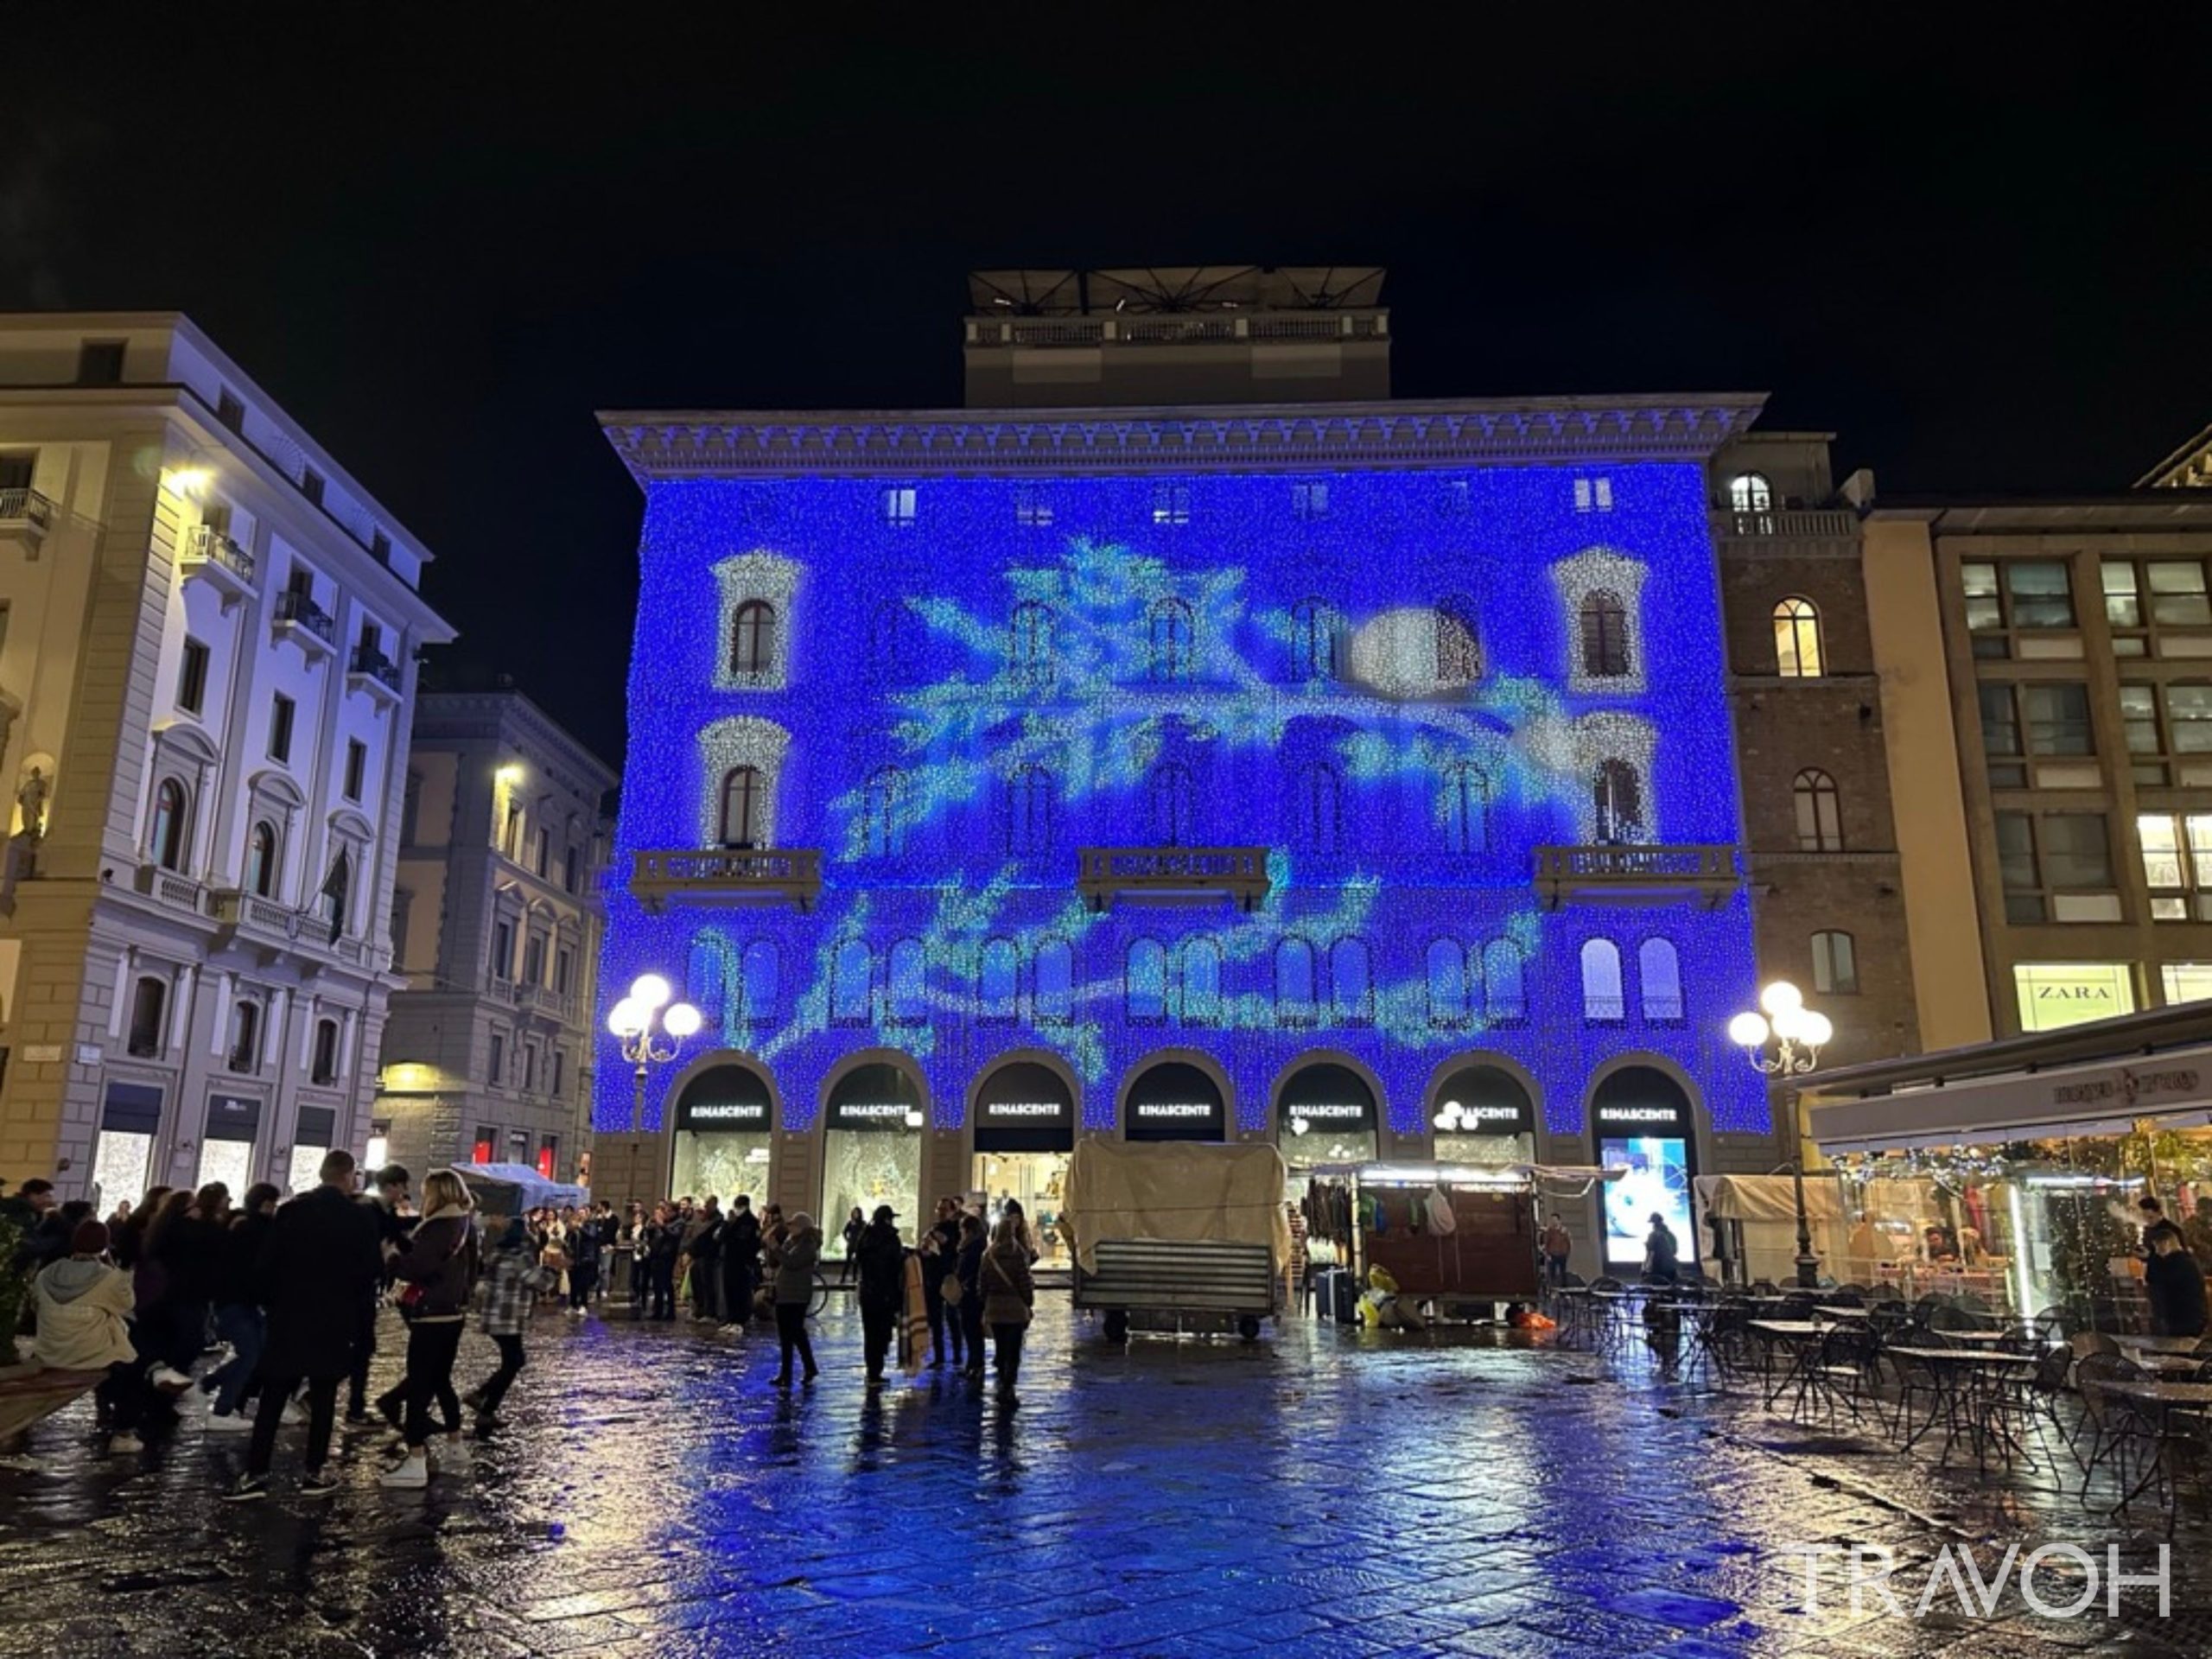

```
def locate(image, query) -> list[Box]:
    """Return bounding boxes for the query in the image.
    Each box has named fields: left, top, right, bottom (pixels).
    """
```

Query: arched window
left=1793, top=767, right=1843, bottom=851
left=321, top=850, right=350, bottom=937
left=1007, top=765, right=1054, bottom=855
left=127, top=976, right=167, bottom=1057
left=687, top=938, right=726, bottom=1021
left=1034, top=938, right=1073, bottom=1023
left=1009, top=602, right=1054, bottom=683
left=1774, top=596, right=1824, bottom=678
left=1813, top=930, right=1859, bottom=995
left=1729, top=473, right=1774, bottom=514
left=1638, top=938, right=1684, bottom=1022
left=1442, top=763, right=1486, bottom=855
left=1150, top=760, right=1195, bottom=847
left=1581, top=938, right=1625, bottom=1022
left=1427, top=939, right=1469, bottom=1026
left=1291, top=598, right=1337, bottom=679
left=1277, top=938, right=1317, bottom=1022
left=1180, top=939, right=1222, bottom=1025
left=228, top=1000, right=259, bottom=1072
left=311, top=1017, right=340, bottom=1084
left=1148, top=598, right=1194, bottom=682
left=1580, top=590, right=1630, bottom=679
left=729, top=600, right=776, bottom=678
left=888, top=939, right=926, bottom=1024
left=1435, top=598, right=1481, bottom=686
left=740, top=940, right=779, bottom=1025
left=831, top=939, right=872, bottom=1023
left=719, top=766, right=765, bottom=848
left=1331, top=938, right=1372, bottom=1023
left=1593, top=760, right=1643, bottom=843
left=1127, top=938, right=1167, bottom=1022
left=150, top=778, right=188, bottom=870
left=1295, top=761, right=1343, bottom=854
left=863, top=766, right=906, bottom=858
left=979, top=938, right=1018, bottom=1021
left=245, top=821, right=278, bottom=898
left=1483, top=939, right=1525, bottom=1023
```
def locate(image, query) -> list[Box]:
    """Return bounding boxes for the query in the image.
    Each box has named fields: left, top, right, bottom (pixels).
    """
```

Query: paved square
left=1, top=1298, right=2202, bottom=1656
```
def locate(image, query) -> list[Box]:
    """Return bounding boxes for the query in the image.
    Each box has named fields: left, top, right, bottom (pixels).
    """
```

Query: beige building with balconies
left=0, top=313, right=454, bottom=1201
left=372, top=687, right=613, bottom=1183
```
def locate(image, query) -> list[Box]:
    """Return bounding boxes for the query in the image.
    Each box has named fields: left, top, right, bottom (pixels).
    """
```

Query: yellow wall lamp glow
left=162, top=466, right=214, bottom=499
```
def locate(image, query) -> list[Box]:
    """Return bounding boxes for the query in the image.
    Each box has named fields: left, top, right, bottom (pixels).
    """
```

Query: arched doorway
left=823, top=1058, right=926, bottom=1252
left=1589, top=1065, right=1698, bottom=1273
left=1275, top=1058, right=1378, bottom=1173
left=1122, top=1058, right=1227, bottom=1142
left=971, top=1057, right=1077, bottom=1266
left=670, top=1061, right=776, bottom=1205
left=1430, top=1060, right=1537, bottom=1165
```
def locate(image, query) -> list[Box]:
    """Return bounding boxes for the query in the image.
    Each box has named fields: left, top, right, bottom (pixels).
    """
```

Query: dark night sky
left=6, top=12, right=2208, bottom=769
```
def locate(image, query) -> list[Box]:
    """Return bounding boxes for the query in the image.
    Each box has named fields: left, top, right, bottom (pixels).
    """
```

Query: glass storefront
left=670, top=1064, right=776, bottom=1205
left=973, top=1060, right=1076, bottom=1266
left=1431, top=1063, right=1538, bottom=1166
left=90, top=1080, right=163, bottom=1209
left=2013, top=962, right=2136, bottom=1033
left=1277, top=1061, right=1378, bottom=1173
left=1124, top=1060, right=1226, bottom=1142
left=1590, top=1067, right=1697, bottom=1270
left=197, top=1092, right=263, bottom=1197
left=823, top=1061, right=925, bottom=1253
left=288, top=1105, right=339, bottom=1195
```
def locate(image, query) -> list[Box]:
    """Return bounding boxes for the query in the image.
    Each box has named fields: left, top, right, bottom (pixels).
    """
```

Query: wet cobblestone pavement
left=1, top=1297, right=2206, bottom=1657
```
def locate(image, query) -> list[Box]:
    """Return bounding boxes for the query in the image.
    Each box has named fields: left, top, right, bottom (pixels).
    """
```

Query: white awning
left=1806, top=1047, right=2212, bottom=1155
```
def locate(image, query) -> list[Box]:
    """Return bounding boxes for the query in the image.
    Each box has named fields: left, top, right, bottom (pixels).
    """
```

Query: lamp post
left=1728, top=980, right=1833, bottom=1290
left=607, top=970, right=701, bottom=1204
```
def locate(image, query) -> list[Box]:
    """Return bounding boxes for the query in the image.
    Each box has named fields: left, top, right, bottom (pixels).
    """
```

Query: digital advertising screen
left=1599, top=1134, right=1693, bottom=1267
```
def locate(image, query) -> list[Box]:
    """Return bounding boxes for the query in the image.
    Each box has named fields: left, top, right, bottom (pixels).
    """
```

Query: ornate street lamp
left=1729, top=981, right=1834, bottom=1290
left=607, top=973, right=702, bottom=1134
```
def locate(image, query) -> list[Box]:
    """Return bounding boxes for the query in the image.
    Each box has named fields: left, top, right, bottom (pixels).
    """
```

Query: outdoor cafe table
left=2094, top=1379, right=2212, bottom=1521
left=1884, top=1346, right=2037, bottom=1467
left=1749, top=1320, right=1831, bottom=1413
left=1815, top=1306, right=1871, bottom=1321
left=2114, top=1333, right=2202, bottom=1356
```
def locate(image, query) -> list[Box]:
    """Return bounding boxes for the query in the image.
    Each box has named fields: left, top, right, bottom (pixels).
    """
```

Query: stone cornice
left=596, top=394, right=1770, bottom=483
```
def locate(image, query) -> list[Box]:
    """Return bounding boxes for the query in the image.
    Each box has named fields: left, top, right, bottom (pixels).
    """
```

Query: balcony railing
left=209, top=887, right=305, bottom=941
left=133, top=863, right=206, bottom=913
left=349, top=643, right=404, bottom=695
left=1077, top=847, right=1272, bottom=913
left=1, top=486, right=55, bottom=554
left=631, top=847, right=823, bottom=912
left=1533, top=844, right=1740, bottom=909
left=507, top=981, right=577, bottom=1020
left=1713, top=508, right=1859, bottom=543
left=182, top=524, right=256, bottom=590
left=274, top=588, right=337, bottom=649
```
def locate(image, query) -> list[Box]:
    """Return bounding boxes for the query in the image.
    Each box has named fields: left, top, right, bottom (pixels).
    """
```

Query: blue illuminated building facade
left=596, top=397, right=1782, bottom=1264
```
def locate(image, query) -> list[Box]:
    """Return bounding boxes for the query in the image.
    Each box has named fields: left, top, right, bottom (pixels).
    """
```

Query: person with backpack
left=379, top=1170, right=479, bottom=1489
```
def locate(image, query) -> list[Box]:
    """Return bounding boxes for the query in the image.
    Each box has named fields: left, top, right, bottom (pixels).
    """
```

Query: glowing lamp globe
left=663, top=1001, right=703, bottom=1039
left=1759, top=981, right=1803, bottom=1017
left=1800, top=1010, right=1834, bottom=1049
left=607, top=998, right=644, bottom=1038
left=1770, top=1006, right=1809, bottom=1043
left=631, top=973, right=672, bottom=1011
left=1727, top=1012, right=1770, bottom=1048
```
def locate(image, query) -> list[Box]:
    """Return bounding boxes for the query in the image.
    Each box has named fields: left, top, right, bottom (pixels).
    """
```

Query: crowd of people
left=3, top=1165, right=1045, bottom=1501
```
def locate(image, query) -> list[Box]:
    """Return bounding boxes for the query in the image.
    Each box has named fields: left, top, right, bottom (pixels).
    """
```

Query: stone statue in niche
left=16, top=765, right=49, bottom=844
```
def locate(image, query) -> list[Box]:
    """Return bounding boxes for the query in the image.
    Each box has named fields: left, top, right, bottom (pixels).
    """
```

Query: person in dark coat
left=566, top=1205, right=602, bottom=1316
left=353, top=1164, right=414, bottom=1424
left=222, top=1152, right=382, bottom=1500
left=380, top=1170, right=480, bottom=1489
left=205, top=1183, right=281, bottom=1427
left=2146, top=1230, right=2209, bottom=1338
left=922, top=1197, right=964, bottom=1369
left=721, top=1196, right=763, bottom=1331
left=855, top=1205, right=908, bottom=1389
left=954, top=1212, right=987, bottom=1379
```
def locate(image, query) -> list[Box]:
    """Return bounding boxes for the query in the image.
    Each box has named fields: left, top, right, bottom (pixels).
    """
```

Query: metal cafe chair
left=1885, top=1345, right=1948, bottom=1449
left=1806, top=1325, right=1883, bottom=1430
left=2074, top=1353, right=2153, bottom=1515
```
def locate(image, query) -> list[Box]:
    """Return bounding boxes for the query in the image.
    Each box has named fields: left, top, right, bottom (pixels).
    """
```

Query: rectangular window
left=391, top=886, right=412, bottom=963
left=2166, top=685, right=2212, bottom=753
left=2162, top=963, right=2212, bottom=1006
left=2139, top=811, right=2212, bottom=921
left=177, top=638, right=209, bottom=715
left=493, top=919, right=513, bottom=981
left=1812, top=931, right=1859, bottom=995
left=2041, top=811, right=2113, bottom=889
left=1014, top=487, right=1052, bottom=527
left=502, top=802, right=522, bottom=859
left=344, top=739, right=366, bottom=801
left=2022, top=683, right=2093, bottom=755
left=522, top=1044, right=537, bottom=1092
left=555, top=946, right=574, bottom=995
left=1978, top=683, right=2024, bottom=788
left=473, top=1126, right=498, bottom=1164
left=1962, top=562, right=2005, bottom=656
left=370, top=530, right=391, bottom=565
left=216, top=390, right=245, bottom=430
left=2104, top=557, right=2209, bottom=652
left=1573, top=476, right=1614, bottom=512
left=77, top=340, right=126, bottom=385
left=563, top=843, right=580, bottom=893
left=1292, top=481, right=1329, bottom=520
left=487, top=1030, right=505, bottom=1085
left=523, top=935, right=544, bottom=987
left=2006, top=561, right=2075, bottom=628
left=401, top=770, right=423, bottom=843
left=300, top=466, right=325, bottom=505
left=550, top=1049, right=566, bottom=1098
left=882, top=486, right=917, bottom=527
left=268, top=694, right=295, bottom=762
left=1995, top=811, right=2044, bottom=924
left=532, top=826, right=550, bottom=879
left=1152, top=484, right=1190, bottom=526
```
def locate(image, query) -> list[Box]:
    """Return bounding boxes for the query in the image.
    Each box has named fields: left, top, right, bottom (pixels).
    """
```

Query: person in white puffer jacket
left=34, top=1219, right=146, bottom=1453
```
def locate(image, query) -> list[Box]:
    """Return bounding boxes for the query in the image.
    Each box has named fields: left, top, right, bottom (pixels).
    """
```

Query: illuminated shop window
left=2013, top=962, right=2134, bottom=1033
